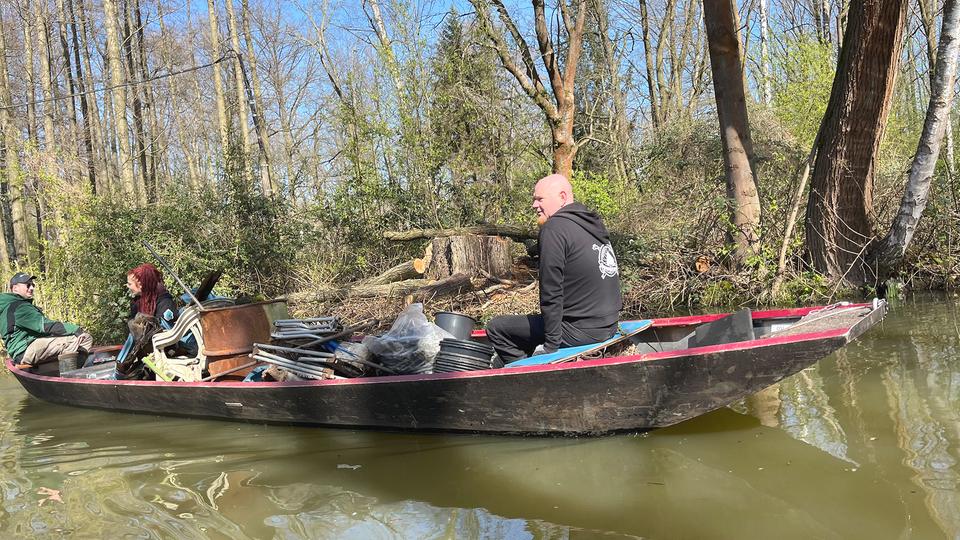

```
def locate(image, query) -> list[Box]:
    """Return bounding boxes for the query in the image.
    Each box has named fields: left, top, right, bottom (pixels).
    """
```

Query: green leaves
left=570, top=170, right=627, bottom=219
left=769, top=36, right=835, bottom=148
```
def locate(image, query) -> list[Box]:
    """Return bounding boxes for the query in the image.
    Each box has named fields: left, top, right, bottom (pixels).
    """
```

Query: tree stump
left=425, top=235, right=513, bottom=280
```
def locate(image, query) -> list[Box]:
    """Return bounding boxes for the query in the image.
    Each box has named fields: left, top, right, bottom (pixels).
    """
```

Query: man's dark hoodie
left=538, top=202, right=622, bottom=352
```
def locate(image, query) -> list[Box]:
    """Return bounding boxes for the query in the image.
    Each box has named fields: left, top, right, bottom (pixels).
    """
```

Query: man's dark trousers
left=486, top=314, right=616, bottom=363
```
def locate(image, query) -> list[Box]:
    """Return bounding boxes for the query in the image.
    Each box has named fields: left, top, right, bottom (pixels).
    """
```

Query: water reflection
left=0, top=293, right=958, bottom=539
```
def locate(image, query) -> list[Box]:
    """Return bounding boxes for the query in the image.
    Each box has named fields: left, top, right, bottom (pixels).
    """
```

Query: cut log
left=384, top=225, right=536, bottom=241
left=285, top=273, right=474, bottom=304
left=411, top=273, right=472, bottom=301
left=426, top=235, right=513, bottom=280
left=361, top=259, right=424, bottom=286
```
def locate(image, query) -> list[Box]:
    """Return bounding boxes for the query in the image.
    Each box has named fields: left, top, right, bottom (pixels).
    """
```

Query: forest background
left=0, top=0, right=957, bottom=342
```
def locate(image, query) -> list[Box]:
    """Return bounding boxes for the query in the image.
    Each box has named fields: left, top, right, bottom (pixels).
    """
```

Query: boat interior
left=622, top=302, right=876, bottom=356
left=35, top=301, right=877, bottom=382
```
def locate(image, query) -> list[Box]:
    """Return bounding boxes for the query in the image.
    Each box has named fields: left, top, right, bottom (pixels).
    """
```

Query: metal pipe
left=142, top=240, right=203, bottom=308
left=253, top=352, right=333, bottom=379
left=298, top=355, right=397, bottom=375
left=303, top=320, right=377, bottom=348
left=274, top=317, right=337, bottom=324
left=254, top=343, right=335, bottom=358
left=270, top=331, right=330, bottom=340
left=201, top=360, right=260, bottom=382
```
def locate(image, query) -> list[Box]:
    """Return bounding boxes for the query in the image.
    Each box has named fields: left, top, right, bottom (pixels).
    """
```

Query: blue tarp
left=505, top=319, right=653, bottom=367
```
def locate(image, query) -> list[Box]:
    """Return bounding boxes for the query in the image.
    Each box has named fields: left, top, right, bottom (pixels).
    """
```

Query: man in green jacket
left=0, top=272, right=93, bottom=370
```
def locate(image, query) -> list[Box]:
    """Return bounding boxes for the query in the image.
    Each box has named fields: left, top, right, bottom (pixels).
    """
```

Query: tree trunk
left=595, top=0, right=632, bottom=182
left=360, top=260, right=425, bottom=286
left=655, top=0, right=677, bottom=122
left=224, top=0, right=251, bottom=184
left=670, top=0, right=699, bottom=118
left=872, top=0, right=960, bottom=273
left=64, top=0, right=96, bottom=191
left=157, top=5, right=200, bottom=190
left=0, top=12, right=21, bottom=265
left=286, top=274, right=473, bottom=303
left=469, top=0, right=588, bottom=178
left=758, top=0, right=772, bottom=104
left=35, top=0, right=56, bottom=150
left=384, top=224, right=537, bottom=241
left=23, top=15, right=37, bottom=145
left=103, top=0, right=137, bottom=201
left=241, top=0, right=274, bottom=196
left=703, top=0, right=762, bottom=263
left=55, top=0, right=79, bottom=142
left=74, top=0, right=109, bottom=193
left=919, top=0, right=938, bottom=79
left=804, top=0, right=908, bottom=285
left=813, top=0, right=826, bottom=44
left=14, top=8, right=35, bottom=260
left=638, top=0, right=660, bottom=130
left=425, top=235, right=513, bottom=280
left=207, top=0, right=231, bottom=156
left=121, top=0, right=149, bottom=204
left=132, top=0, right=158, bottom=199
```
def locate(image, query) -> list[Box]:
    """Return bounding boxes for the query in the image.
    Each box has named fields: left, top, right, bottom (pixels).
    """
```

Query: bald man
left=486, top=174, right=622, bottom=363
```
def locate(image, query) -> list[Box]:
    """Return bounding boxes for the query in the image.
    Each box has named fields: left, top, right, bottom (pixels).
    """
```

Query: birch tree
left=758, top=0, right=772, bottom=104
left=871, top=0, right=960, bottom=272
left=918, top=0, right=956, bottom=173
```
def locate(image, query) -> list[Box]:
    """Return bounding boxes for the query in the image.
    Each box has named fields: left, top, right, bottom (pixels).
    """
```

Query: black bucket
left=434, top=338, right=498, bottom=372
left=434, top=312, right=475, bottom=341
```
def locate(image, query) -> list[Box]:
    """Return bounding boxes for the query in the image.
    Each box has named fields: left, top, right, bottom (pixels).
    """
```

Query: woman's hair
left=128, top=263, right=167, bottom=316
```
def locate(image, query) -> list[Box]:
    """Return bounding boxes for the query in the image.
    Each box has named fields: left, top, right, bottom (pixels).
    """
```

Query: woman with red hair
left=126, top=263, right=178, bottom=325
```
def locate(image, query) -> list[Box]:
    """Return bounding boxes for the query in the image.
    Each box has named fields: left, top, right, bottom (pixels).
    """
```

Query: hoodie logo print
left=593, top=243, right=619, bottom=279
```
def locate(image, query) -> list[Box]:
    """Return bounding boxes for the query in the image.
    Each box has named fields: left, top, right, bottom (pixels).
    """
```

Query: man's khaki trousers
left=22, top=333, right=94, bottom=366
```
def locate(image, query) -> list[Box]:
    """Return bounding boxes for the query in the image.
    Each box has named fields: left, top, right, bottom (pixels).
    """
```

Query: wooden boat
left=5, top=300, right=887, bottom=436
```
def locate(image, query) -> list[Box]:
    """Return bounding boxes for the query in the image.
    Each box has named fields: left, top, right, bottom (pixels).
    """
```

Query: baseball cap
left=9, top=272, right=36, bottom=286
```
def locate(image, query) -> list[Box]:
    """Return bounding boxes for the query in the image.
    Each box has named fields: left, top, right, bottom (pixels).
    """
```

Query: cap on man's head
left=10, top=272, right=36, bottom=287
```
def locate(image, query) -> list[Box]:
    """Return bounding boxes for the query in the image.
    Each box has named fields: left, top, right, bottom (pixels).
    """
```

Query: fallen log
left=361, top=259, right=424, bottom=286
left=285, top=273, right=473, bottom=304
left=411, top=273, right=472, bottom=301
left=384, top=225, right=536, bottom=241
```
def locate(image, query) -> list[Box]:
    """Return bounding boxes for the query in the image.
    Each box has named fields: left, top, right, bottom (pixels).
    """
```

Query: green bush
left=570, top=170, right=628, bottom=219
left=37, top=177, right=306, bottom=343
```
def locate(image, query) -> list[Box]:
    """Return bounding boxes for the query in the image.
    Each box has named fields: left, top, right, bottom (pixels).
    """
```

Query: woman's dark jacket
left=128, top=291, right=179, bottom=326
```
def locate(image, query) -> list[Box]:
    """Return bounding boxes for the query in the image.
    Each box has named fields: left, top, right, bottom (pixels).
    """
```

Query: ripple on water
left=2, top=294, right=960, bottom=539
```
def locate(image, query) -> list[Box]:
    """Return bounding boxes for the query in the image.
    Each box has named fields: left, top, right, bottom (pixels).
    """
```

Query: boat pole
left=141, top=240, right=203, bottom=308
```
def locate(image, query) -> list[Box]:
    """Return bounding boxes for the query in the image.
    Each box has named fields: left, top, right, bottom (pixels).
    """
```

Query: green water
left=1, top=293, right=958, bottom=539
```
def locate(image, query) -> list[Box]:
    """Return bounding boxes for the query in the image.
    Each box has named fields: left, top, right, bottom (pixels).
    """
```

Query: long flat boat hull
left=6, top=302, right=887, bottom=435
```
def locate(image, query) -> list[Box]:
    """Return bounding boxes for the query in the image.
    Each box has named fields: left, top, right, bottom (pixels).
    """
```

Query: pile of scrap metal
left=250, top=317, right=387, bottom=381
left=145, top=298, right=289, bottom=381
